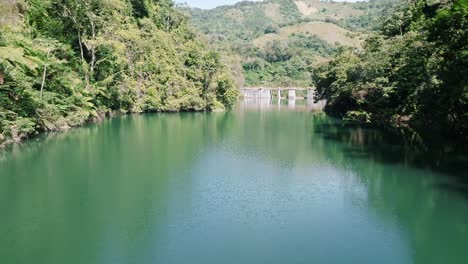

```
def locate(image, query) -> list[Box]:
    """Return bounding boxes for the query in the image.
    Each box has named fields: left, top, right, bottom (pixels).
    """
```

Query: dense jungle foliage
left=0, top=0, right=239, bottom=146
left=314, top=0, right=467, bottom=139
left=183, top=0, right=397, bottom=87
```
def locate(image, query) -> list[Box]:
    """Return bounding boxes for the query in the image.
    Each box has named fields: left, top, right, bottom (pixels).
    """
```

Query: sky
left=175, top=0, right=360, bottom=10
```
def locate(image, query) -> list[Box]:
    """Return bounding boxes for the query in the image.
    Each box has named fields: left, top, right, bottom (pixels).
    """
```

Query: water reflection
left=240, top=98, right=325, bottom=112
left=0, top=101, right=467, bottom=264
left=288, top=98, right=296, bottom=109
left=240, top=97, right=272, bottom=110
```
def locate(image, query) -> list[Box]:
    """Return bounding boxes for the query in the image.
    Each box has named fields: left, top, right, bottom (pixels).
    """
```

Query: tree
left=313, top=0, right=468, bottom=139
left=1, top=0, right=238, bottom=146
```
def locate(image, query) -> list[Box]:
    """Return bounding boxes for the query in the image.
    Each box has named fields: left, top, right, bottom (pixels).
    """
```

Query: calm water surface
left=1, top=100, right=467, bottom=264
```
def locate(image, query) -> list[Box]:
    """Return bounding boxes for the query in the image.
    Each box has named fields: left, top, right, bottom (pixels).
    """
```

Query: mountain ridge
left=181, top=0, right=397, bottom=87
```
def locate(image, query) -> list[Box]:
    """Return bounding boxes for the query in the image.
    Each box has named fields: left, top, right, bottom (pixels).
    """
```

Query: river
left=0, top=99, right=467, bottom=264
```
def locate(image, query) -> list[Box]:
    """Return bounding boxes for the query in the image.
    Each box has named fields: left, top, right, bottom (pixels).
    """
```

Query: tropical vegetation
left=0, top=0, right=239, bottom=146
left=183, top=0, right=397, bottom=87
left=313, top=0, right=467, bottom=139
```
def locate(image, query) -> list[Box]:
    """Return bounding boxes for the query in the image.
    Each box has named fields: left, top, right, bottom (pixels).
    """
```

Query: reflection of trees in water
left=0, top=113, right=234, bottom=262
left=223, top=109, right=468, bottom=262
left=223, top=107, right=331, bottom=166
left=1, top=109, right=467, bottom=263
left=223, top=109, right=468, bottom=263
left=314, top=123, right=468, bottom=195
left=313, top=122, right=468, bottom=264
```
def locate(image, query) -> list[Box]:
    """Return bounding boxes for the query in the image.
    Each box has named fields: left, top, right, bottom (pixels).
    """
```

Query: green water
left=1, top=101, right=467, bottom=264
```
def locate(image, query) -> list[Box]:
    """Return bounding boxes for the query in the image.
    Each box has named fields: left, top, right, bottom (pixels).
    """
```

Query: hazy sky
left=175, top=0, right=358, bottom=10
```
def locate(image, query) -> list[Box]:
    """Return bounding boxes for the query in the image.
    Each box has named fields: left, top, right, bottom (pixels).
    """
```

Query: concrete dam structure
left=241, top=88, right=272, bottom=98
left=240, top=87, right=315, bottom=99
left=240, top=87, right=326, bottom=110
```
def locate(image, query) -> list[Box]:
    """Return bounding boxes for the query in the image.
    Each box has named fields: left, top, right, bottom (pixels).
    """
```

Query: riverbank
left=0, top=106, right=229, bottom=149
left=312, top=0, right=467, bottom=144
left=1, top=0, right=238, bottom=150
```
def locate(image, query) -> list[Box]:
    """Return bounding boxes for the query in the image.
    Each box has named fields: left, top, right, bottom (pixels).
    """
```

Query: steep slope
left=313, top=0, right=468, bottom=139
left=253, top=21, right=361, bottom=47
left=0, top=0, right=238, bottom=146
left=182, top=0, right=397, bottom=87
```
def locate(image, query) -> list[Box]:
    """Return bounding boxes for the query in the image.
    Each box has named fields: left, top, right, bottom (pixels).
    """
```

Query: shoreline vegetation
left=0, top=0, right=239, bottom=148
left=1, top=0, right=467, bottom=149
left=313, top=0, right=467, bottom=142
left=184, top=0, right=466, bottom=145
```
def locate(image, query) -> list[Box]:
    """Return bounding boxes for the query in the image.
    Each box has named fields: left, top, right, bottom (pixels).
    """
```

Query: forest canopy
left=0, top=0, right=239, bottom=146
left=313, top=0, right=467, bottom=139
left=183, top=0, right=397, bottom=87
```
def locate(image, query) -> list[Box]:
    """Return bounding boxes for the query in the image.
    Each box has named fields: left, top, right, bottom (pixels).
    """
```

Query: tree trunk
left=0, top=69, right=4, bottom=85
left=88, top=12, right=96, bottom=82
left=60, top=4, right=89, bottom=88
left=40, top=51, right=50, bottom=98
left=77, top=31, right=90, bottom=89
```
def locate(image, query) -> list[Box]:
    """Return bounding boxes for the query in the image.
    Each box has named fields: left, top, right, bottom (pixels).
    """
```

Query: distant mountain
left=181, top=0, right=397, bottom=87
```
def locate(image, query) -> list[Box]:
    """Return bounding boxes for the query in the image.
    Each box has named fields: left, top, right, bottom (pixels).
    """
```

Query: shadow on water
left=1, top=100, right=468, bottom=264
left=313, top=120, right=468, bottom=199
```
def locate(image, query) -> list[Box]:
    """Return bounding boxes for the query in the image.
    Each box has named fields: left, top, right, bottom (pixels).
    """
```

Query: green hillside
left=0, top=0, right=238, bottom=146
left=182, top=0, right=396, bottom=87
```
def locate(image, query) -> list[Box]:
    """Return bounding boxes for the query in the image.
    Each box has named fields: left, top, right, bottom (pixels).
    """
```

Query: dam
left=240, top=87, right=326, bottom=110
